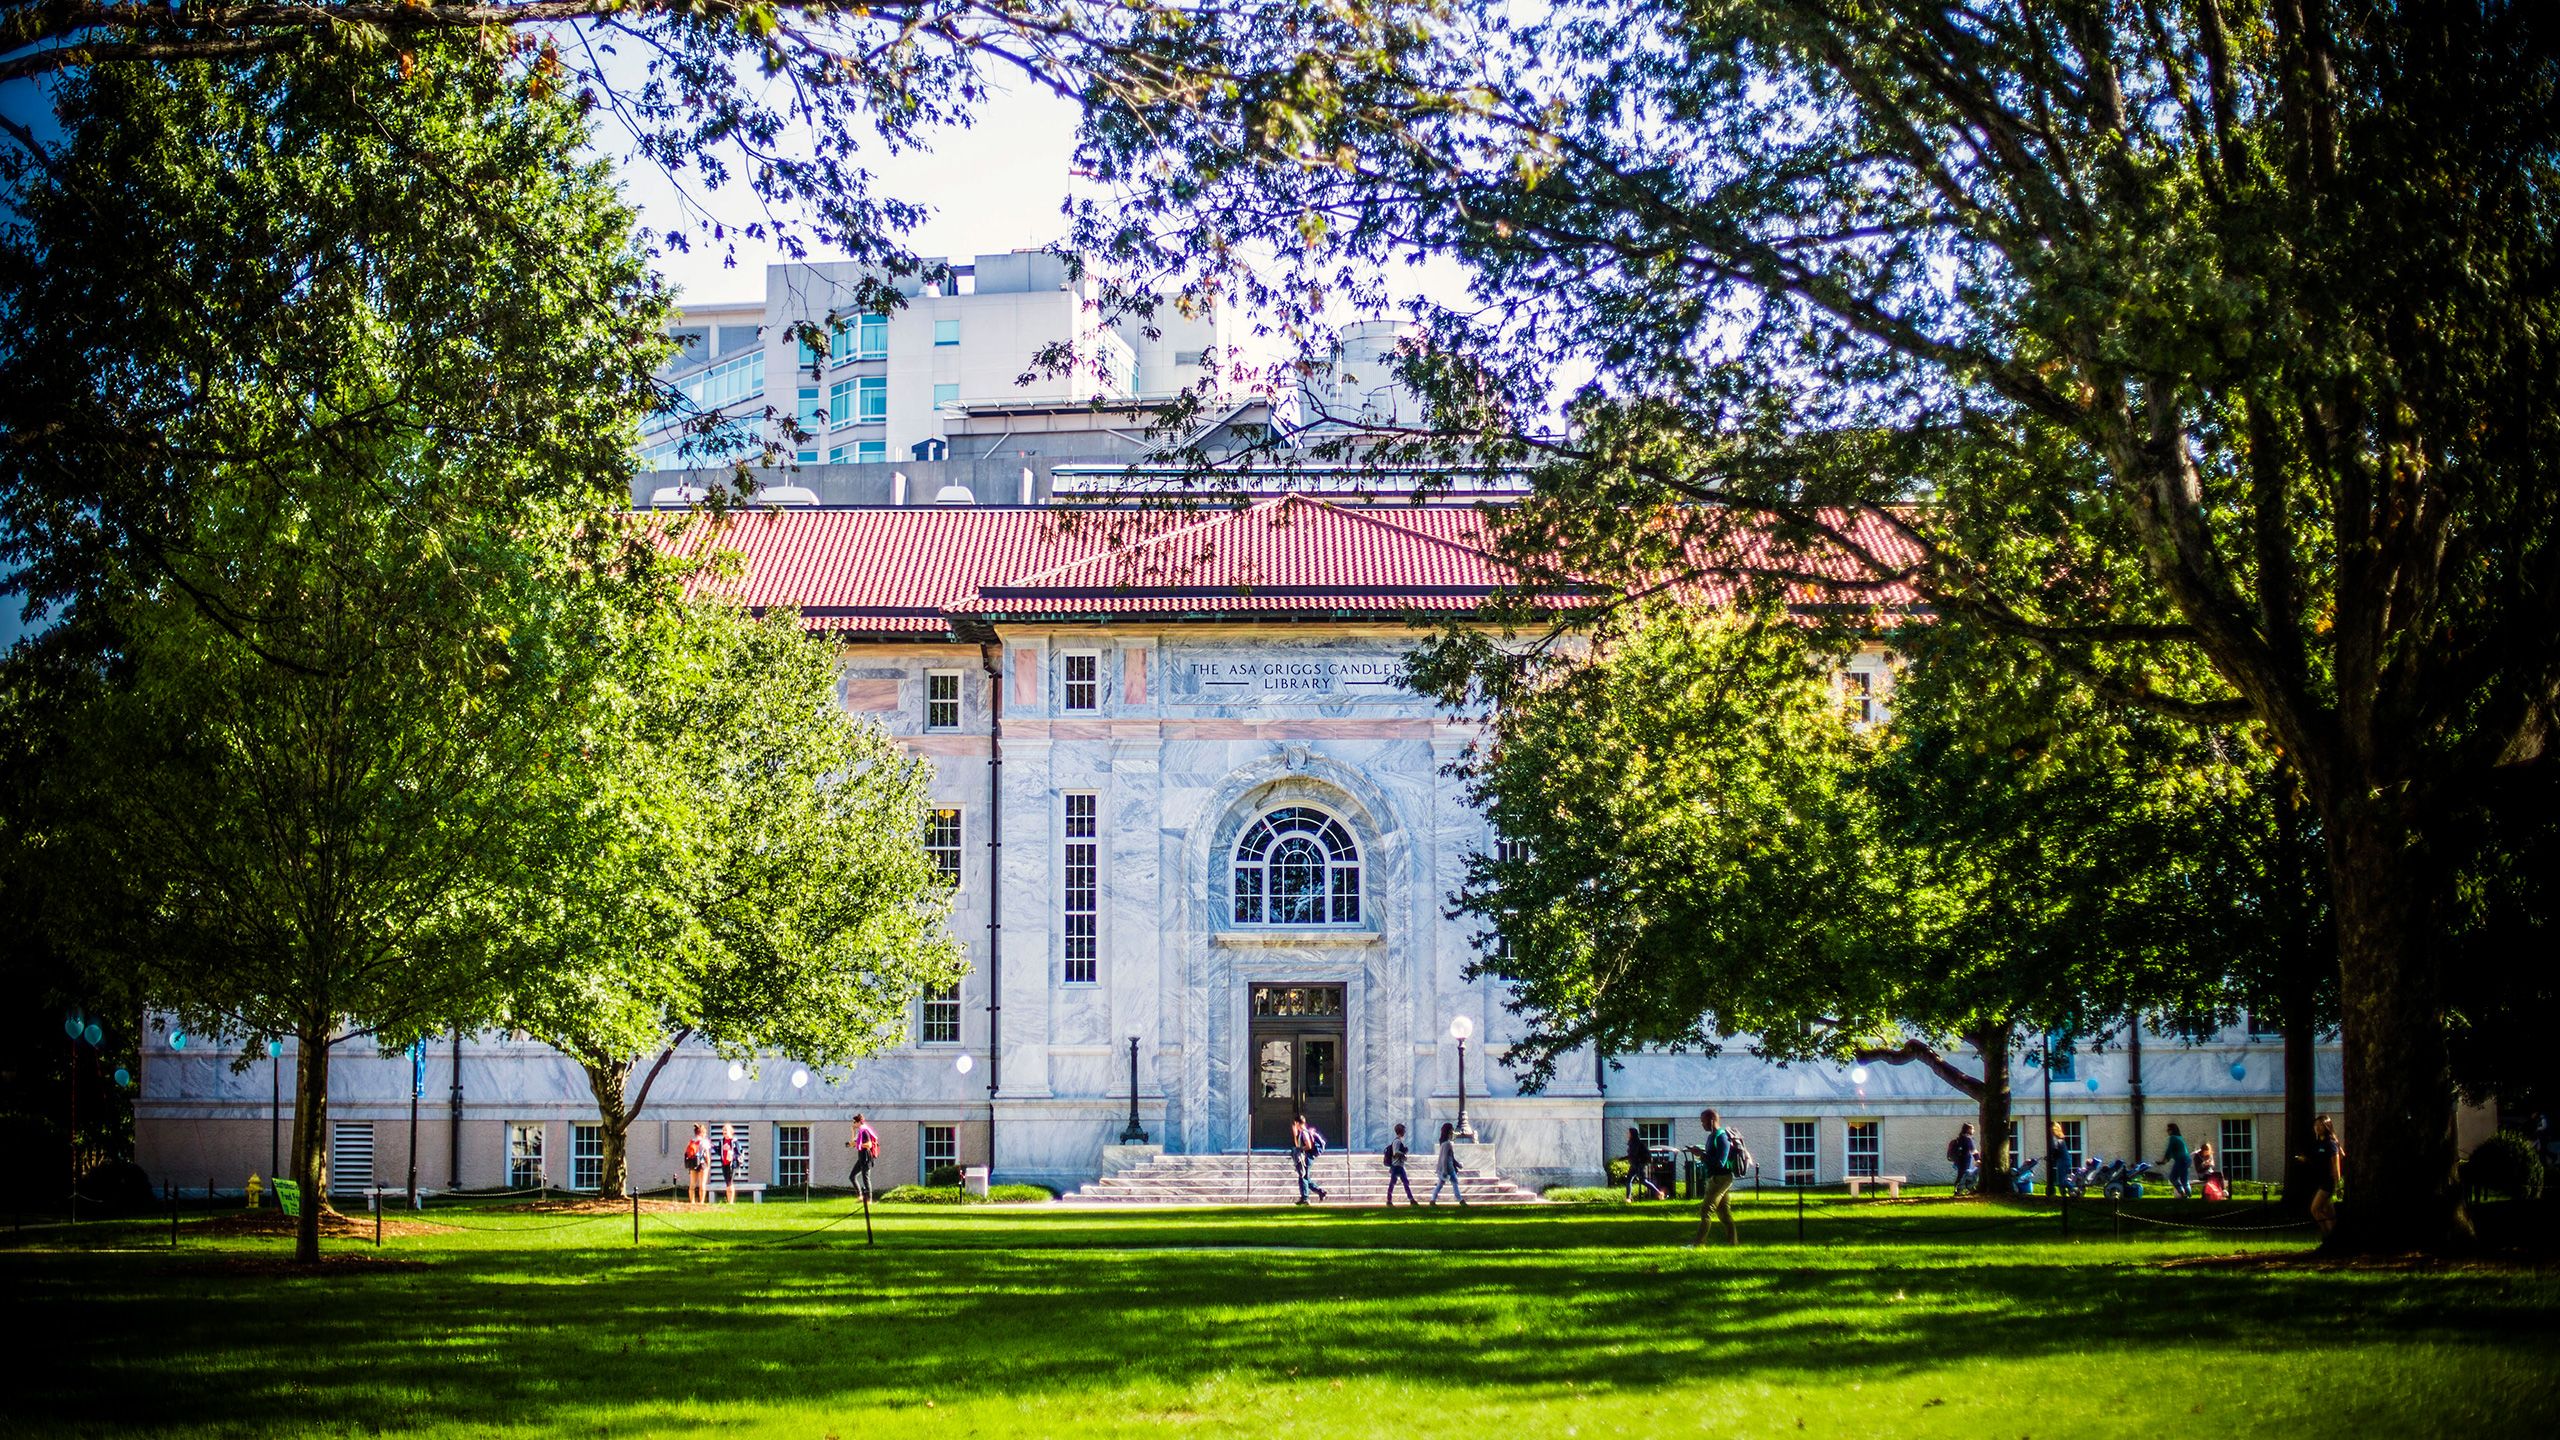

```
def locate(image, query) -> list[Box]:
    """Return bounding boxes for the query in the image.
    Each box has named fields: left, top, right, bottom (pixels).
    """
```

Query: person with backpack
left=1290, top=1113, right=1329, bottom=1204
left=1382, top=1123, right=1418, bottom=1206
left=2306, top=1113, right=2343, bottom=1237
left=1429, top=1121, right=1467, bottom=1206
left=2194, top=1141, right=2228, bottom=1200
left=848, top=1113, right=880, bottom=1202
left=1690, top=1108, right=1751, bottom=1244
left=2161, top=1122, right=2194, bottom=1199
left=1947, top=1124, right=1979, bottom=1192
left=1625, top=1125, right=1666, bottom=1201
left=683, top=1123, right=709, bottom=1207
left=716, top=1123, right=743, bottom=1203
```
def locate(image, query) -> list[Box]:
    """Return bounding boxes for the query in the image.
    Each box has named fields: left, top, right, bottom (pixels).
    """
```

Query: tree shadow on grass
left=20, top=1205, right=2560, bottom=1435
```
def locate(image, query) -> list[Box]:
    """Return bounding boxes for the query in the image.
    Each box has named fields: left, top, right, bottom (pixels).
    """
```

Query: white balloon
left=954, top=1053, right=975, bottom=1075
left=791, top=1069, right=809, bottom=1089
left=726, top=1062, right=745, bottom=1082
left=1850, top=1066, right=1871, bottom=1086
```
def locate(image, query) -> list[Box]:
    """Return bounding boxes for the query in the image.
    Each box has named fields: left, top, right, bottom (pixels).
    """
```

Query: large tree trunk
left=1974, top=1022, right=2015, bottom=1196
left=291, top=1025, right=331, bottom=1264
left=2328, top=802, right=2468, bottom=1250
left=580, top=1057, right=636, bottom=1201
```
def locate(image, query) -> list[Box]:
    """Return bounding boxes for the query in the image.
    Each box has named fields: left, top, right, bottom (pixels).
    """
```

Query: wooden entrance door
left=1247, top=984, right=1346, bottom=1149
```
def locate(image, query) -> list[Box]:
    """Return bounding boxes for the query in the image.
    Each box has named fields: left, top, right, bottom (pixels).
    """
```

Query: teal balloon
left=63, top=1014, right=82, bottom=1039
left=267, top=1039, right=282, bottom=1058
left=83, top=1022, right=103, bottom=1047
left=2229, top=1061, right=2247, bottom=1081
left=168, top=1031, right=187, bottom=1051
left=113, top=1067, right=132, bottom=1088
left=2085, top=1077, right=2100, bottom=1093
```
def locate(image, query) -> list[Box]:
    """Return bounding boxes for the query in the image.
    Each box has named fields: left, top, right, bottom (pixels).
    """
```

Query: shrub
left=925, top=1164, right=963, bottom=1187
left=2463, top=1131, right=2546, bottom=1200
left=879, top=1184, right=969, bottom=1204
left=987, top=1183, right=1054, bottom=1204
left=1605, top=1158, right=1631, bottom=1186
left=1543, top=1186, right=1625, bottom=1204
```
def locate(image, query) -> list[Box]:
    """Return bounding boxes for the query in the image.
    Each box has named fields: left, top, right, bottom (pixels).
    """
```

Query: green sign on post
left=274, top=1180, right=301, bottom=1218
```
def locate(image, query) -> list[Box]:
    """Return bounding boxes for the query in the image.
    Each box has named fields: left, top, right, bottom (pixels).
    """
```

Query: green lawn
left=11, top=1194, right=2556, bottom=1438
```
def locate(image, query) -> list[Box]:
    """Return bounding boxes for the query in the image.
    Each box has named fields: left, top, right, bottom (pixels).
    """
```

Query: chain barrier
left=2110, top=1206, right=2317, bottom=1234
left=642, top=1202, right=873, bottom=1249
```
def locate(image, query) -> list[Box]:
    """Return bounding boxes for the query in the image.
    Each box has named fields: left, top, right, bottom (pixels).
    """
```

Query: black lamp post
left=267, top=1038, right=282, bottom=1203
left=1449, top=1015, right=1476, bottom=1140
left=1118, top=1035, right=1149, bottom=1144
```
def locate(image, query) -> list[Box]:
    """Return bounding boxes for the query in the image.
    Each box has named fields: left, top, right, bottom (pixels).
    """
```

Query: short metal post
left=861, top=1185, right=874, bottom=1246
left=374, top=1199, right=383, bottom=1248
left=632, top=1192, right=641, bottom=1247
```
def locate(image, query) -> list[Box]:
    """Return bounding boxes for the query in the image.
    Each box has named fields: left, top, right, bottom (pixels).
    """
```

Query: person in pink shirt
left=849, top=1114, right=881, bottom=1202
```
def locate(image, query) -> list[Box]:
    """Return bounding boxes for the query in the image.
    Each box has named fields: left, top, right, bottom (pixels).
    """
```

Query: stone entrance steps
left=1063, top=1151, right=1542, bottom=1206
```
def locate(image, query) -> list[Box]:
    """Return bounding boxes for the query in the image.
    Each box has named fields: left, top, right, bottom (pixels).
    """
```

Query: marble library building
left=135, top=491, right=2344, bottom=1199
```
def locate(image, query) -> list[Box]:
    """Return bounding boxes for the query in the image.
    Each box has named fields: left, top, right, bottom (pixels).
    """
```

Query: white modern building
left=640, top=250, right=1281, bottom=478
left=131, top=493, right=2359, bottom=1200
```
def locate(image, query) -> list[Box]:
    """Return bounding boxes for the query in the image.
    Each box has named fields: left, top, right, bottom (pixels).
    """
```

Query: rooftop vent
left=756, top=485, right=823, bottom=507
left=933, top=482, right=977, bottom=506
left=648, top=484, right=708, bottom=508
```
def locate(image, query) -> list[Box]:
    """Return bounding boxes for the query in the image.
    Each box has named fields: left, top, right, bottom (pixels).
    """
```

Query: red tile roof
left=657, top=494, right=1917, bottom=636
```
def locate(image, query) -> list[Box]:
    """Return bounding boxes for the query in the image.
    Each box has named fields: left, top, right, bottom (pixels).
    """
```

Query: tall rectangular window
left=330, top=1123, right=375, bottom=1194
left=858, top=312, right=889, bottom=358
left=922, top=1123, right=958, bottom=1180
left=572, top=1122, right=604, bottom=1191
left=2219, top=1117, right=2257, bottom=1181
left=829, top=377, right=854, bottom=427
left=924, top=809, right=962, bottom=884
left=1490, top=835, right=1527, bottom=959
left=798, top=386, right=824, bottom=433
left=2059, top=1119, right=2086, bottom=1171
left=507, top=1123, right=545, bottom=1189
left=1846, top=1120, right=1881, bottom=1178
left=857, top=375, right=888, bottom=423
left=774, top=1124, right=810, bottom=1188
left=1062, top=652, right=1099, bottom=712
left=933, top=382, right=960, bottom=408
left=1063, top=792, right=1099, bottom=983
left=1781, top=1120, right=1818, bottom=1185
left=2005, top=1120, right=2020, bottom=1173
left=926, top=670, right=962, bottom=730
left=921, top=983, right=961, bottom=1045
left=1842, top=669, right=1876, bottom=724
left=934, top=318, right=961, bottom=346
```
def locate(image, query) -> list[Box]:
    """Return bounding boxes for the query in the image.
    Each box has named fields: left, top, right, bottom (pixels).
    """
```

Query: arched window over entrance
left=1233, top=806, right=1361, bottom=925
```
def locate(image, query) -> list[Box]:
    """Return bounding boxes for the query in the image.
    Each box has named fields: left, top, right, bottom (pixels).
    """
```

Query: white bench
left=359, top=1187, right=440, bottom=1211
left=705, top=1182, right=766, bottom=1203
left=1844, top=1174, right=1909, bottom=1198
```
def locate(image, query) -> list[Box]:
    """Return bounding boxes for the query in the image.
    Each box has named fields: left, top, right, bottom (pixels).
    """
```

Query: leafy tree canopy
left=1079, top=0, right=2559, bottom=1249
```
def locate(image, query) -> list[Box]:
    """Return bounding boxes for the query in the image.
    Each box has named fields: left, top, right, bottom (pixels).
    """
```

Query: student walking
left=716, top=1123, right=742, bottom=1203
left=1625, top=1125, right=1666, bottom=1201
left=2046, top=1122, right=2072, bottom=1197
left=1291, top=1114, right=1329, bottom=1204
left=2306, top=1114, right=2344, bottom=1237
left=1382, top=1124, right=1419, bottom=1206
left=1947, top=1123, right=1979, bottom=1192
left=683, top=1123, right=709, bottom=1206
left=1429, top=1121, right=1467, bottom=1206
left=1690, top=1108, right=1751, bottom=1245
left=2161, top=1122, right=2194, bottom=1199
left=848, top=1113, right=880, bottom=1202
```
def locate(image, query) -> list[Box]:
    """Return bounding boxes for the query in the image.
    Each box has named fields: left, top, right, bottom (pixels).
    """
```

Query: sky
left=620, top=83, right=1091, bottom=306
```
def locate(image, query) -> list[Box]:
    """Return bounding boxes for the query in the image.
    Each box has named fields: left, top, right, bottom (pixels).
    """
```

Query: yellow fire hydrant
left=244, top=1173, right=263, bottom=1210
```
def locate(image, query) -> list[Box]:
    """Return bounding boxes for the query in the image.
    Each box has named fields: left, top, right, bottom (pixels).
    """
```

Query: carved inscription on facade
left=1164, top=645, right=1414, bottom=707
